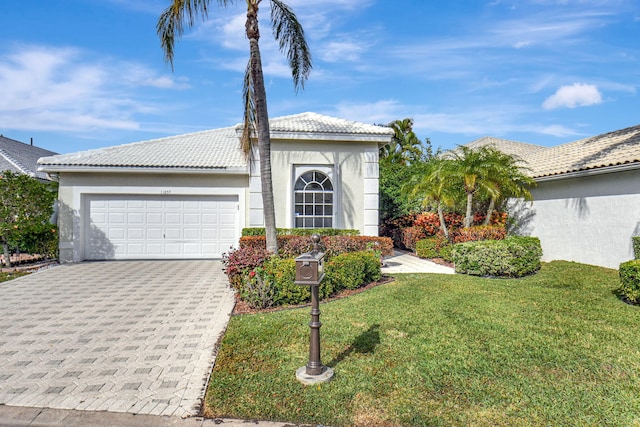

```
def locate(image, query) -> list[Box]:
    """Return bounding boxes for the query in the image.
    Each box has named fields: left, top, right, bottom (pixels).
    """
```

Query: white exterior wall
left=56, top=172, right=248, bottom=262
left=511, top=168, right=640, bottom=269
left=248, top=139, right=379, bottom=236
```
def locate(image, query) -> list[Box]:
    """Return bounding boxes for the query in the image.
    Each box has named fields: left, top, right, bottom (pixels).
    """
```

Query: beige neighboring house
left=38, top=113, right=392, bottom=263
left=468, top=124, right=640, bottom=269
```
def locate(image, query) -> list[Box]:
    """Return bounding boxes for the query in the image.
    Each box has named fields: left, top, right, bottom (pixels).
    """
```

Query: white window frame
left=292, top=165, right=337, bottom=229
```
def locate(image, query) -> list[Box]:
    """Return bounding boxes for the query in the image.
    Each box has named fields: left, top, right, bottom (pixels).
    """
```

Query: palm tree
left=408, top=158, right=457, bottom=239
left=448, top=145, right=499, bottom=228
left=480, top=150, right=535, bottom=225
left=157, top=0, right=312, bottom=253
left=380, top=118, right=423, bottom=165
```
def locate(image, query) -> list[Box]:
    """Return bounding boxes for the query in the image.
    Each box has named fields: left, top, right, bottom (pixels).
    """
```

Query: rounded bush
left=452, top=236, right=542, bottom=278
left=619, top=259, right=640, bottom=303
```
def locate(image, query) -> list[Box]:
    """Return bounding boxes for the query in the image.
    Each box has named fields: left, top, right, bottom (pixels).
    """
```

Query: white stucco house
left=468, top=123, right=640, bottom=269
left=37, top=113, right=392, bottom=263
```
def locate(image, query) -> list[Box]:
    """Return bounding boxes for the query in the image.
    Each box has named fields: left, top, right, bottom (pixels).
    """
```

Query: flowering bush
left=238, top=235, right=393, bottom=259
left=401, top=226, right=428, bottom=252
left=222, top=246, right=271, bottom=290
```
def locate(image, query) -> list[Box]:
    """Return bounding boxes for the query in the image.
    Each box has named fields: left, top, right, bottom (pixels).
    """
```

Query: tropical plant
left=479, top=150, right=535, bottom=225
left=0, top=172, right=57, bottom=267
left=407, top=157, right=458, bottom=239
left=157, top=0, right=312, bottom=253
left=380, top=118, right=423, bottom=165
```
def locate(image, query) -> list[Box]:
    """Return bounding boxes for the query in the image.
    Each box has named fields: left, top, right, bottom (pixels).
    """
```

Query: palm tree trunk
left=1, top=238, right=12, bottom=268
left=247, top=2, right=278, bottom=253
left=464, top=191, right=474, bottom=228
left=483, top=197, right=496, bottom=226
left=437, top=202, right=449, bottom=240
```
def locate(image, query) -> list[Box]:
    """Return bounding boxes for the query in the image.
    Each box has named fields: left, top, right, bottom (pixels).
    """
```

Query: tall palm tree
left=448, top=145, right=499, bottom=228
left=157, top=0, right=312, bottom=253
left=480, top=150, right=535, bottom=225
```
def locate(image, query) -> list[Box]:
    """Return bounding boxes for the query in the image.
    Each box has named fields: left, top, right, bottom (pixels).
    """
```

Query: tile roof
left=465, top=124, right=640, bottom=179
left=526, top=124, right=640, bottom=178
left=39, top=112, right=392, bottom=171
left=464, top=136, right=548, bottom=159
left=0, top=135, right=58, bottom=180
left=39, top=127, right=245, bottom=170
left=266, top=112, right=394, bottom=136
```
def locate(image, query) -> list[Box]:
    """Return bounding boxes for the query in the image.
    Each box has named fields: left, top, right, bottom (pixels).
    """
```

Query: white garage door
left=86, top=195, right=238, bottom=260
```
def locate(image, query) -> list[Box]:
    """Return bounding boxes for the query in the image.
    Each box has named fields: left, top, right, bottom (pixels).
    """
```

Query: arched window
left=294, top=170, right=333, bottom=228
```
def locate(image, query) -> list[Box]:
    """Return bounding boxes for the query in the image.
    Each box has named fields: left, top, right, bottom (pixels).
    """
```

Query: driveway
left=0, top=260, right=235, bottom=418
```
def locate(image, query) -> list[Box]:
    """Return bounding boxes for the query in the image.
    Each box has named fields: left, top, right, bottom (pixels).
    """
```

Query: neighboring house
left=467, top=124, right=640, bottom=269
left=0, top=135, right=57, bottom=181
left=38, top=113, right=392, bottom=263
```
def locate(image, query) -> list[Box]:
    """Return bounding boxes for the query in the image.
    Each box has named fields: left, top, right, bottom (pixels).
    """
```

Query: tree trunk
left=464, top=191, right=474, bottom=228
left=1, top=238, right=11, bottom=268
left=437, top=202, right=449, bottom=240
left=246, top=2, right=278, bottom=253
left=483, top=197, right=496, bottom=226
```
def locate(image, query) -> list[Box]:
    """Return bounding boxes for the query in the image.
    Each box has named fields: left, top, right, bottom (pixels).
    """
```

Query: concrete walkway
left=0, top=261, right=235, bottom=419
left=382, top=250, right=455, bottom=274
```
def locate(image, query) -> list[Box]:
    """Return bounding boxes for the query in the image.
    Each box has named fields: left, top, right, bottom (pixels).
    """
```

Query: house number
left=161, top=190, right=171, bottom=195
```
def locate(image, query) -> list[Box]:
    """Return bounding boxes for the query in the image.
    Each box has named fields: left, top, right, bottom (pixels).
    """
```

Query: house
left=37, top=112, right=392, bottom=263
left=0, top=135, right=57, bottom=181
left=467, top=124, right=640, bottom=269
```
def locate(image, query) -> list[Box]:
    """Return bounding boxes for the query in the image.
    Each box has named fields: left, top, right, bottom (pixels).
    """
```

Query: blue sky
left=1, top=0, right=638, bottom=154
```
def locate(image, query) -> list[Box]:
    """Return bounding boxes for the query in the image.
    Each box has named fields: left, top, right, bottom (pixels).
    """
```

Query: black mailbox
left=295, top=234, right=325, bottom=286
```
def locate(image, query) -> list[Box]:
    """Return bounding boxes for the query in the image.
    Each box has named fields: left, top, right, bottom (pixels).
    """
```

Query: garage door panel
left=86, top=195, right=238, bottom=260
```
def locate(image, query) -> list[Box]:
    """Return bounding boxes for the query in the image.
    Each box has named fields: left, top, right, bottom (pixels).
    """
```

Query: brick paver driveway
left=0, top=260, right=235, bottom=418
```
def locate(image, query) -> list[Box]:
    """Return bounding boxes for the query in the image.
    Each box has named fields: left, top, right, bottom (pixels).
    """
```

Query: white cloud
left=320, top=40, right=366, bottom=62
left=539, top=124, right=580, bottom=137
left=0, top=45, right=186, bottom=133
left=542, top=83, right=603, bottom=109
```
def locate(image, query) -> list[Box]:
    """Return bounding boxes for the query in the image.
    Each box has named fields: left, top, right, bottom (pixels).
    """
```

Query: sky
left=1, top=0, right=639, bottom=155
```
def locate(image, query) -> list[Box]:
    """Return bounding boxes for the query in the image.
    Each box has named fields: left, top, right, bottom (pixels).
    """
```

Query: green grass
left=204, top=261, right=640, bottom=426
left=0, top=271, right=28, bottom=283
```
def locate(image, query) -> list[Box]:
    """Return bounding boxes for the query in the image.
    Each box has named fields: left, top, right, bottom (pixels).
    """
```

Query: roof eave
left=534, top=161, right=640, bottom=182
left=37, top=165, right=249, bottom=175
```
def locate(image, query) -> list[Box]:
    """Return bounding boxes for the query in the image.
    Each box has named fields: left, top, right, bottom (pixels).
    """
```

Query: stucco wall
left=511, top=168, right=640, bottom=269
left=248, top=139, right=379, bottom=236
left=55, top=172, right=248, bottom=262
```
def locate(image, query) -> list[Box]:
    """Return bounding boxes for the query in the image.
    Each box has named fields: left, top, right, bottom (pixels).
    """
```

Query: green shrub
left=452, top=236, right=542, bottom=278
left=619, top=260, right=640, bottom=303
left=242, top=228, right=359, bottom=237
left=416, top=235, right=450, bottom=259
left=326, top=251, right=381, bottom=292
left=633, top=237, right=640, bottom=260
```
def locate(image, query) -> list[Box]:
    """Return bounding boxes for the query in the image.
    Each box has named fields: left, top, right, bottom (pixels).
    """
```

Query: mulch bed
left=232, top=275, right=396, bottom=315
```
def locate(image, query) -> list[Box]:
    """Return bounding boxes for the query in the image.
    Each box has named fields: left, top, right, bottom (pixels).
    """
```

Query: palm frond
left=157, top=0, right=224, bottom=68
left=270, top=0, right=312, bottom=91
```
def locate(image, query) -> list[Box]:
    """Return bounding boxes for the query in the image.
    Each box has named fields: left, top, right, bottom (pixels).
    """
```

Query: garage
left=85, top=194, right=238, bottom=260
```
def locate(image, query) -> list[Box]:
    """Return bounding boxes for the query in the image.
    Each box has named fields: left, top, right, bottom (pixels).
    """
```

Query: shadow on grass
left=327, top=324, right=380, bottom=368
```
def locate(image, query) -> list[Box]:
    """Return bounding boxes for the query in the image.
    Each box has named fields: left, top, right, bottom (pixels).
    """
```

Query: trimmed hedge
left=452, top=236, right=542, bottom=278
left=239, top=235, right=393, bottom=258
left=231, top=251, right=382, bottom=309
left=619, top=260, right=640, bottom=303
left=242, top=227, right=359, bottom=237
left=633, top=236, right=640, bottom=260
left=416, top=235, right=451, bottom=260
left=451, top=225, right=506, bottom=243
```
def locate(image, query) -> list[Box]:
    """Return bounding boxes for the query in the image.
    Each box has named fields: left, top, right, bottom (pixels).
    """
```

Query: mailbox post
left=294, top=234, right=334, bottom=385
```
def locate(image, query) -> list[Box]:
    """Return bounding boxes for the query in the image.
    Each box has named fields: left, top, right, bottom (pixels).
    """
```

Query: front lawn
left=0, top=271, right=28, bottom=283
left=204, top=261, right=640, bottom=426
